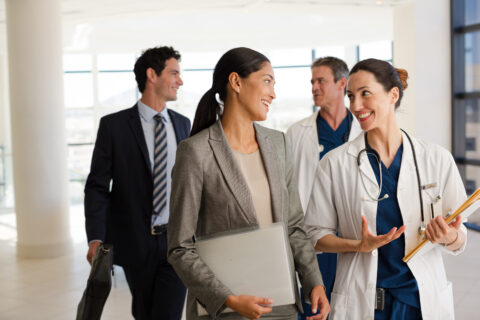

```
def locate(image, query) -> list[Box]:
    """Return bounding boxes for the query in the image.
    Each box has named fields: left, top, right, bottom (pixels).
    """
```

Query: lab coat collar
left=346, top=129, right=422, bottom=159
left=347, top=132, right=379, bottom=188
left=300, top=109, right=320, bottom=127
left=346, top=130, right=423, bottom=188
left=302, top=108, right=361, bottom=142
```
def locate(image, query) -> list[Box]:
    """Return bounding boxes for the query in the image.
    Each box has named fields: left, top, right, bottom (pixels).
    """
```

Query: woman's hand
left=225, top=295, right=273, bottom=319
left=307, top=285, right=330, bottom=320
left=425, top=215, right=462, bottom=247
left=357, top=216, right=406, bottom=253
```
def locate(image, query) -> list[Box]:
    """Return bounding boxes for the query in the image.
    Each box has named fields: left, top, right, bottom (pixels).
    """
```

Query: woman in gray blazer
left=167, top=47, right=329, bottom=320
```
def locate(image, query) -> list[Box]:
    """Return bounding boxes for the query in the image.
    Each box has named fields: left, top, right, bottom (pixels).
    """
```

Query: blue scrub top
left=316, top=110, right=351, bottom=160
left=367, top=144, right=422, bottom=318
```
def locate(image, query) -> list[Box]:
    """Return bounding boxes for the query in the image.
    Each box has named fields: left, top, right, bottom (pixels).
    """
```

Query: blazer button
left=371, top=249, right=378, bottom=256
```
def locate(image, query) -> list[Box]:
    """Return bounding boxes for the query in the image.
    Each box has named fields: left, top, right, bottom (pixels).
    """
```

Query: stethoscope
left=319, top=109, right=352, bottom=155
left=357, top=129, right=428, bottom=235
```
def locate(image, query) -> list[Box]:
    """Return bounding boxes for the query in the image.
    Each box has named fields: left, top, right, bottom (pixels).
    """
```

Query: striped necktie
left=152, top=114, right=167, bottom=217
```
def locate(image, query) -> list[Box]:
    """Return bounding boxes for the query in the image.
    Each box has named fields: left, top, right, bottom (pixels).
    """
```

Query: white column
left=394, top=0, right=451, bottom=150
left=6, top=0, right=72, bottom=258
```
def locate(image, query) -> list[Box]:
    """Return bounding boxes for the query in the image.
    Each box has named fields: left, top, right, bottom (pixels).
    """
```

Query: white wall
left=394, top=0, right=452, bottom=150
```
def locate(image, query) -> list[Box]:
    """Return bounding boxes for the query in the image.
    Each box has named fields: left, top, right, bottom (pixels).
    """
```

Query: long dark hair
left=190, top=47, right=270, bottom=136
left=350, top=58, right=408, bottom=109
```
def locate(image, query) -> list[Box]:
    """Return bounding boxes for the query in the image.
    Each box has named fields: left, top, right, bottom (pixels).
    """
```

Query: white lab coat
left=286, top=109, right=362, bottom=212
left=304, top=131, right=467, bottom=320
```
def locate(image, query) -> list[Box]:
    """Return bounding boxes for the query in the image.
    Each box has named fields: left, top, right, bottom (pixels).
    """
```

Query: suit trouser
left=123, top=231, right=187, bottom=320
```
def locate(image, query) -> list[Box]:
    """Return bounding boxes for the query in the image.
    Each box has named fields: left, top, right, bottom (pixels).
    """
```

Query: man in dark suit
left=84, top=46, right=190, bottom=320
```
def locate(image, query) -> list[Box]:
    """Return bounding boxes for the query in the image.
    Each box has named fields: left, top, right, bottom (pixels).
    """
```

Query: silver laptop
left=195, top=222, right=296, bottom=316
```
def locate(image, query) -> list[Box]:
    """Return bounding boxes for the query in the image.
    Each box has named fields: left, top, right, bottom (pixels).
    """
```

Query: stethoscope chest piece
left=418, top=224, right=427, bottom=235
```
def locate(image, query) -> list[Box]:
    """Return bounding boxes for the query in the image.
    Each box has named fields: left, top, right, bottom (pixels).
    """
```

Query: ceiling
left=0, top=0, right=412, bottom=54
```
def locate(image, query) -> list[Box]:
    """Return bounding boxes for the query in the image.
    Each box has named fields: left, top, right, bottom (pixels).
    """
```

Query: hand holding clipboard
left=403, top=187, right=480, bottom=262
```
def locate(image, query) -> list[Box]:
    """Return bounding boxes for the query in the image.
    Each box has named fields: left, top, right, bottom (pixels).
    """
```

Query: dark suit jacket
left=84, top=104, right=190, bottom=267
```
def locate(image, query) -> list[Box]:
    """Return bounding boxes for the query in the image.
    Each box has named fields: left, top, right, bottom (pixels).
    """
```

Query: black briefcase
left=76, top=243, right=114, bottom=320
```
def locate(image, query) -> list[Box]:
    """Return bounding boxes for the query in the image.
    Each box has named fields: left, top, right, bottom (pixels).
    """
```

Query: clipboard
left=195, top=222, right=296, bottom=316
left=403, top=187, right=480, bottom=262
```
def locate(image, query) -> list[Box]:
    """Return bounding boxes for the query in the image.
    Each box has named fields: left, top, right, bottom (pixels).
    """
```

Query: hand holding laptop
left=225, top=295, right=274, bottom=319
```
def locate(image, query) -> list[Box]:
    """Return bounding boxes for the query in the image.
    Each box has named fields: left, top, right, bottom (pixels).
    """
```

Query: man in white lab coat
left=286, top=56, right=361, bottom=319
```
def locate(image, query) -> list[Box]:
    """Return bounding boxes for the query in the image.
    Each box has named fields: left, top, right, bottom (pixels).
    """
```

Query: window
left=0, top=146, right=5, bottom=207
left=63, top=53, right=140, bottom=204
left=466, top=179, right=477, bottom=195
left=466, top=137, right=476, bottom=151
left=452, top=0, right=480, bottom=194
left=62, top=43, right=392, bottom=206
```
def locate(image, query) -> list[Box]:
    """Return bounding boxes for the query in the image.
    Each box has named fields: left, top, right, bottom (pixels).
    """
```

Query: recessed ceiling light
left=376, top=1, right=384, bottom=4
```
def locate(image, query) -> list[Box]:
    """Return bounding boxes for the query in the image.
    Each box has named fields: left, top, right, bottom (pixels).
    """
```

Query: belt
left=151, top=224, right=168, bottom=235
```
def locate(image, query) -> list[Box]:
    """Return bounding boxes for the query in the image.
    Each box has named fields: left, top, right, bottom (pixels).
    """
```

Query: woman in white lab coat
left=304, top=58, right=467, bottom=320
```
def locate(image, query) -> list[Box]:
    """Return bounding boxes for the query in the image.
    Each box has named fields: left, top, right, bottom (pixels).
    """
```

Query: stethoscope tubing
left=357, top=129, right=425, bottom=228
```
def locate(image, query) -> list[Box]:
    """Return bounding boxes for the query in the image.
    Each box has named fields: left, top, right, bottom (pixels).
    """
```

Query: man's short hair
left=311, top=56, right=349, bottom=83
left=134, top=46, right=181, bottom=93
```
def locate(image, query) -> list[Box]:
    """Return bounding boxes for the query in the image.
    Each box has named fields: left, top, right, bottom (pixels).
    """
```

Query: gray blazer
left=167, top=120, right=323, bottom=319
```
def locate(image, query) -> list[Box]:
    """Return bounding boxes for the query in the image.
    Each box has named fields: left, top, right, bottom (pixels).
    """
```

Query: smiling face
left=347, top=70, right=398, bottom=131
left=153, top=57, right=183, bottom=102
left=237, top=62, right=276, bottom=122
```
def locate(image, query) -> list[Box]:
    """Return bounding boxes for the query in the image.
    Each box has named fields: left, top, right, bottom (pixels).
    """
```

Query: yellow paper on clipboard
left=403, top=187, right=480, bottom=262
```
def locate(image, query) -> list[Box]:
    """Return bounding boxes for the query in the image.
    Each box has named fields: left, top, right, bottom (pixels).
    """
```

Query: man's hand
left=307, top=285, right=330, bottom=320
left=225, top=295, right=273, bottom=319
left=357, top=216, right=406, bottom=253
left=86, top=241, right=102, bottom=265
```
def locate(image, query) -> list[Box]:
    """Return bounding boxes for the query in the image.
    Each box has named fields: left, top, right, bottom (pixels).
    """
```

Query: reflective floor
left=0, top=206, right=479, bottom=319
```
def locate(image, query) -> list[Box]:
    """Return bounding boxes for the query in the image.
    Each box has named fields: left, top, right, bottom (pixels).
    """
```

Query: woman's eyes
left=347, top=91, right=371, bottom=100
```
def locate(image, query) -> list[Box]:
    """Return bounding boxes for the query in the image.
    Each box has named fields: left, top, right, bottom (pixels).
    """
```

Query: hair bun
left=395, top=68, right=408, bottom=90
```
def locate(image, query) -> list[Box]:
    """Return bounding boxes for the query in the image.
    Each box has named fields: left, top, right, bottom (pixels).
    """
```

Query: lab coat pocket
left=330, top=292, right=348, bottom=319
left=423, top=188, right=443, bottom=221
left=436, top=281, right=454, bottom=320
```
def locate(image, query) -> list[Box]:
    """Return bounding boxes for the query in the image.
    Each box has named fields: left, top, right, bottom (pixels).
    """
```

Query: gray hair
left=311, top=56, right=349, bottom=82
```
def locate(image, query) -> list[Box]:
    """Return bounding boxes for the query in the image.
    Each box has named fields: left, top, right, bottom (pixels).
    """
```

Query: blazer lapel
left=208, top=121, right=258, bottom=225
left=255, top=124, right=284, bottom=223
left=128, top=105, right=152, bottom=175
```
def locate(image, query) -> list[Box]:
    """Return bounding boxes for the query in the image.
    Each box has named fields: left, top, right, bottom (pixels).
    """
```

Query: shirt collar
left=137, top=100, right=169, bottom=122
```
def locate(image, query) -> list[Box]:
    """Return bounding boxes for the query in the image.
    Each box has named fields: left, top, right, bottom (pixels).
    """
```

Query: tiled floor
left=0, top=206, right=479, bottom=319
left=0, top=206, right=132, bottom=320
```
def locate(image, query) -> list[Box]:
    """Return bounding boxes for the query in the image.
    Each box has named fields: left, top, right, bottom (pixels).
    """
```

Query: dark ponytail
left=190, top=47, right=270, bottom=136
left=190, top=88, right=219, bottom=136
